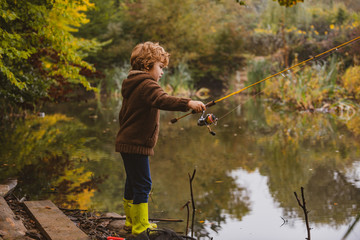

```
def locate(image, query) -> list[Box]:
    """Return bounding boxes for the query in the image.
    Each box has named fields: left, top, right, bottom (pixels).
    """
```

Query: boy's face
left=147, top=61, right=164, bottom=82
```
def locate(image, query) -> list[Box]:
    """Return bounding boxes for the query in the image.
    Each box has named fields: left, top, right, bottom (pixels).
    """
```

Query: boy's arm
left=141, top=80, right=204, bottom=112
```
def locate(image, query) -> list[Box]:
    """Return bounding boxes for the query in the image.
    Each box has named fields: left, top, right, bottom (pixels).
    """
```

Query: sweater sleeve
left=141, top=80, right=191, bottom=112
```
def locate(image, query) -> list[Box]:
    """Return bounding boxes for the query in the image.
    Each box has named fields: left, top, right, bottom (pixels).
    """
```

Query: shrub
left=341, top=65, right=360, bottom=99
left=264, top=56, right=341, bottom=110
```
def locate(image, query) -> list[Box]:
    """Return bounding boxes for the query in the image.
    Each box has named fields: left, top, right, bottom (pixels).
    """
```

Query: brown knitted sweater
left=115, top=71, right=191, bottom=156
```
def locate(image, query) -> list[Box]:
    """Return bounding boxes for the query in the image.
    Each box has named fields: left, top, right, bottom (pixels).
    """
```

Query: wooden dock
left=0, top=179, right=89, bottom=240
left=0, top=179, right=27, bottom=240
left=24, top=200, right=89, bottom=240
left=0, top=196, right=27, bottom=240
left=0, top=179, right=17, bottom=197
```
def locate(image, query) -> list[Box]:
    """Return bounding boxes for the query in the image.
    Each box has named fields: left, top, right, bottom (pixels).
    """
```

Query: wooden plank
left=0, top=196, right=27, bottom=240
left=0, top=179, right=17, bottom=197
left=24, top=200, right=89, bottom=240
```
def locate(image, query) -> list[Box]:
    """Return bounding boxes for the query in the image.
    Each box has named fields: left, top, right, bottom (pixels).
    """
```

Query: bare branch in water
left=294, top=187, right=311, bottom=240
left=188, top=169, right=197, bottom=238
left=181, top=200, right=191, bottom=236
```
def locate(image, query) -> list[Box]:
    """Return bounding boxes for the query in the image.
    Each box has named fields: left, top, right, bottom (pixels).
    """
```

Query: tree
left=236, top=0, right=304, bottom=7
left=275, top=0, right=304, bottom=7
left=118, top=0, right=246, bottom=88
left=0, top=0, right=101, bottom=111
left=74, top=0, right=125, bottom=68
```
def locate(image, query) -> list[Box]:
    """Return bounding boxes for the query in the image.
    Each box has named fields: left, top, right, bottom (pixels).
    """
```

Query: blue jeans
left=121, top=153, right=152, bottom=204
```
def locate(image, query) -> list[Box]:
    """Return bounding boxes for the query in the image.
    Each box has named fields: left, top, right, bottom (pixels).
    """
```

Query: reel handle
left=170, top=100, right=216, bottom=124
left=206, top=125, right=216, bottom=136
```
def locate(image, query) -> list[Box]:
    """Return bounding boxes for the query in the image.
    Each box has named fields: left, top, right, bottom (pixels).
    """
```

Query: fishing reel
left=197, top=111, right=218, bottom=136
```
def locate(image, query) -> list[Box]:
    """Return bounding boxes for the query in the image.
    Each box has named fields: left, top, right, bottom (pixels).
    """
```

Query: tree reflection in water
left=0, top=97, right=359, bottom=239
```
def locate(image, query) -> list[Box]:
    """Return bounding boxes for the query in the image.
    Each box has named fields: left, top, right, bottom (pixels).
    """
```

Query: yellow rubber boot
left=123, top=199, right=133, bottom=232
left=131, top=202, right=157, bottom=235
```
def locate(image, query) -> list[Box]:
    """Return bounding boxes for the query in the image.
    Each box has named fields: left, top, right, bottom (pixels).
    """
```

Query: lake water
left=1, top=95, right=359, bottom=240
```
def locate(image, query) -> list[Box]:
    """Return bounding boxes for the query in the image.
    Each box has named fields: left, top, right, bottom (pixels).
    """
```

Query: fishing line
left=214, top=38, right=357, bottom=125
left=217, top=89, right=265, bottom=122
left=217, top=50, right=342, bottom=123
left=170, top=35, right=360, bottom=128
left=213, top=36, right=360, bottom=105
left=200, top=88, right=275, bottom=135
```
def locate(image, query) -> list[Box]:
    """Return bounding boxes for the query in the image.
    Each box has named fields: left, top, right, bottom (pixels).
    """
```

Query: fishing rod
left=170, top=35, right=360, bottom=134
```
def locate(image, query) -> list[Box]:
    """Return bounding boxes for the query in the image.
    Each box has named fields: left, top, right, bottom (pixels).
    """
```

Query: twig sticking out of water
left=294, top=187, right=311, bottom=240
left=181, top=200, right=191, bottom=236
left=342, top=213, right=360, bottom=240
left=188, top=169, right=197, bottom=238
left=280, top=216, right=288, bottom=227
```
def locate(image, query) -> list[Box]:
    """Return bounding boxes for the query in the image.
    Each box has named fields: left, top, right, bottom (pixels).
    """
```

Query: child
left=115, top=41, right=205, bottom=235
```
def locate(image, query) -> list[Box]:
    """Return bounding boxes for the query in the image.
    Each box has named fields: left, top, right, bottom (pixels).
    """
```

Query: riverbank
left=2, top=191, right=191, bottom=240
left=3, top=193, right=130, bottom=240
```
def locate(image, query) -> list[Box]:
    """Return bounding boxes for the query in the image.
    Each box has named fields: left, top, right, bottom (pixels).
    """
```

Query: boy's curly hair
left=130, top=42, right=170, bottom=71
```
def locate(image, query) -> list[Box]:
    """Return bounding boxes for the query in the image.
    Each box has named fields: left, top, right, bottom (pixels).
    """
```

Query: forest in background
left=1, top=2, right=360, bottom=238
left=1, top=0, right=360, bottom=117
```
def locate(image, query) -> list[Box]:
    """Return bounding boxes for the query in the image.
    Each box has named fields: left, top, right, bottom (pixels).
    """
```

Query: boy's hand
left=188, top=100, right=206, bottom=113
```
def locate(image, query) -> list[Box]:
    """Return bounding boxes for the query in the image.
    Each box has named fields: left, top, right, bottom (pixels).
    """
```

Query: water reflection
left=0, top=96, right=359, bottom=239
left=0, top=114, right=101, bottom=207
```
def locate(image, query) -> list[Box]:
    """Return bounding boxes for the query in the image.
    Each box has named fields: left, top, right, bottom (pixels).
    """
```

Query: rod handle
left=205, top=100, right=216, bottom=108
